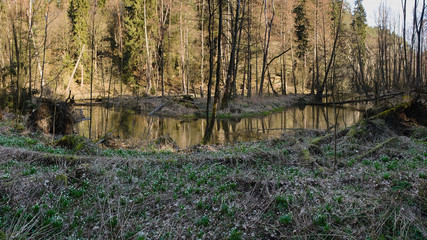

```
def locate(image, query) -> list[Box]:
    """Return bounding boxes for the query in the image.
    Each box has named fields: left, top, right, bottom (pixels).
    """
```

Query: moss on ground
left=55, top=134, right=98, bottom=155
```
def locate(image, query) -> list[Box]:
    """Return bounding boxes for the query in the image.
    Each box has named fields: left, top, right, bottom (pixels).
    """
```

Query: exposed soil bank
left=0, top=101, right=426, bottom=239
left=28, top=99, right=75, bottom=135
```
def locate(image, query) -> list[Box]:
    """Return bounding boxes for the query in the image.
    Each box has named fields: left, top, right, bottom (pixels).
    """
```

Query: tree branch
left=266, top=48, right=291, bottom=69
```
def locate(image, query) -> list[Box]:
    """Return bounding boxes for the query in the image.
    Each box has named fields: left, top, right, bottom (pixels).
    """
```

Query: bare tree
left=259, top=0, right=275, bottom=96
left=157, top=0, right=170, bottom=97
left=317, top=0, right=343, bottom=99
left=414, top=0, right=426, bottom=87
left=220, top=0, right=244, bottom=109
left=203, top=0, right=222, bottom=143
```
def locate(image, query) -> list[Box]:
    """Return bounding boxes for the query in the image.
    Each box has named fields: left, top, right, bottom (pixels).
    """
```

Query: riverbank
left=76, top=94, right=306, bottom=119
left=0, top=101, right=426, bottom=239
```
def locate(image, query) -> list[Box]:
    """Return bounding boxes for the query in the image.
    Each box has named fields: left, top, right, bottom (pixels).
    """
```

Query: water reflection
left=75, top=105, right=363, bottom=148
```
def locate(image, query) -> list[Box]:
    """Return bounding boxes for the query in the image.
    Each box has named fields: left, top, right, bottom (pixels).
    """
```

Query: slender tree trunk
left=401, top=0, right=409, bottom=85
left=291, top=41, right=297, bottom=94
left=40, top=5, right=49, bottom=100
left=180, top=0, right=186, bottom=94
left=221, top=0, right=241, bottom=109
left=241, top=57, right=246, bottom=96
left=259, top=0, right=275, bottom=96
left=313, top=0, right=319, bottom=95
left=158, top=0, right=168, bottom=97
left=204, top=0, right=215, bottom=132
left=317, top=1, right=343, bottom=99
left=415, top=0, right=425, bottom=87
left=89, top=0, right=97, bottom=140
left=65, top=45, right=85, bottom=96
left=144, top=0, right=152, bottom=94
left=232, top=2, right=245, bottom=98
left=12, top=21, right=21, bottom=112
left=203, top=0, right=222, bottom=143
left=280, top=10, right=286, bottom=95
left=200, top=0, right=205, bottom=97
left=27, top=0, right=32, bottom=101
left=186, top=26, right=191, bottom=95
left=247, top=0, right=252, bottom=98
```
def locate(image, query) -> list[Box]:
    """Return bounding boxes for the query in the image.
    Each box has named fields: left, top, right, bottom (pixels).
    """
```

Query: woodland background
left=0, top=0, right=426, bottom=111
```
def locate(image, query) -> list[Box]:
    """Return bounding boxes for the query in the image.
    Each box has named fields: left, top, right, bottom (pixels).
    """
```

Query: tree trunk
left=65, top=45, right=85, bottom=96
left=200, top=0, right=205, bottom=97
left=144, top=0, right=152, bottom=94
left=204, top=0, right=215, bottom=130
left=89, top=0, right=97, bottom=140
left=246, top=0, right=252, bottom=98
left=259, top=0, right=275, bottom=97
left=317, top=2, right=343, bottom=99
left=40, top=5, right=49, bottom=100
left=220, top=0, right=241, bottom=109
left=27, top=0, right=33, bottom=101
left=180, top=0, right=186, bottom=94
left=203, top=0, right=222, bottom=144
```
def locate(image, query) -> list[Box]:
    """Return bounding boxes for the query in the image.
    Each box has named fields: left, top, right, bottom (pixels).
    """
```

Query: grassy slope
left=0, top=120, right=426, bottom=239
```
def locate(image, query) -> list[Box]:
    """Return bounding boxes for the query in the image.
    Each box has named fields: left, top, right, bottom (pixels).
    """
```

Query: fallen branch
left=355, top=137, right=397, bottom=160
left=149, top=102, right=170, bottom=116
left=310, top=92, right=404, bottom=106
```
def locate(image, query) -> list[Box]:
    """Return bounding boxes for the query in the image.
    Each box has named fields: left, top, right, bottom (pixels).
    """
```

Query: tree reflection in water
left=76, top=105, right=362, bottom=148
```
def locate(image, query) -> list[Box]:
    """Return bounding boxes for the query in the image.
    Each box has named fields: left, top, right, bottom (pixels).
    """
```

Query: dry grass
left=0, top=118, right=426, bottom=239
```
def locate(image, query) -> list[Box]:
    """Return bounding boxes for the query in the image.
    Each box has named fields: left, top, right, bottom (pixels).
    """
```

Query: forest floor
left=0, top=96, right=426, bottom=239
left=77, top=94, right=307, bottom=119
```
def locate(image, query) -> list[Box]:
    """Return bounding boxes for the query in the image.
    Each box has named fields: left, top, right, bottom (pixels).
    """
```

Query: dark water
left=75, top=105, right=363, bottom=148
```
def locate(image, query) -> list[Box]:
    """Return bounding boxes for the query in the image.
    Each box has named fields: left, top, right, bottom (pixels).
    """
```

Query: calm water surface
left=75, top=105, right=363, bottom=148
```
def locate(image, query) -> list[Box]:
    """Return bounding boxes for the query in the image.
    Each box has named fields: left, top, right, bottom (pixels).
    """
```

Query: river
left=75, top=104, right=363, bottom=148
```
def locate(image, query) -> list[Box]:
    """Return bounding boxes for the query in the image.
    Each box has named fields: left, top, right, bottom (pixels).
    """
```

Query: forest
left=0, top=0, right=426, bottom=239
left=0, top=0, right=425, bottom=108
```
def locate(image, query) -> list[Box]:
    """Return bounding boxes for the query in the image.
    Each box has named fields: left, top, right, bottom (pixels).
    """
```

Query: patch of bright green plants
left=0, top=134, right=72, bottom=155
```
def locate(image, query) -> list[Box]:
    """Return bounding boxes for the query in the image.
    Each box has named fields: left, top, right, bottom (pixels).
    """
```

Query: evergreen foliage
left=352, top=0, right=367, bottom=46
left=292, top=0, right=309, bottom=59
left=68, top=0, right=89, bottom=52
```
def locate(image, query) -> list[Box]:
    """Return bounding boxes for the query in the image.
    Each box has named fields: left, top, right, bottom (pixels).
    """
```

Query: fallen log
left=310, top=92, right=403, bottom=106
left=370, top=99, right=414, bottom=120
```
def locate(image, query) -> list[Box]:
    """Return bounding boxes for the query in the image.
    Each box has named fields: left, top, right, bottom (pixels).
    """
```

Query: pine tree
left=352, top=0, right=367, bottom=50
left=292, top=0, right=309, bottom=59
left=351, top=0, right=369, bottom=96
left=68, top=0, right=89, bottom=55
left=122, top=0, right=155, bottom=88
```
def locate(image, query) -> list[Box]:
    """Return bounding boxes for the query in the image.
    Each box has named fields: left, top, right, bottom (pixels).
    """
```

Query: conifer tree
left=293, top=0, right=308, bottom=59
left=351, top=0, right=368, bottom=96
left=68, top=0, right=89, bottom=56
left=122, top=0, right=155, bottom=90
left=293, top=0, right=309, bottom=93
left=122, top=0, right=145, bottom=85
